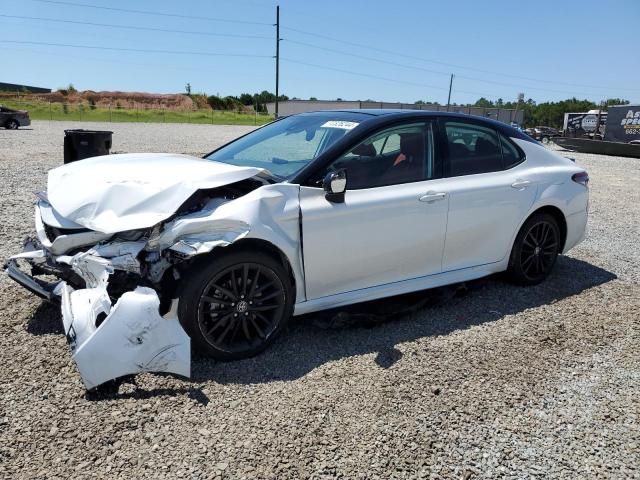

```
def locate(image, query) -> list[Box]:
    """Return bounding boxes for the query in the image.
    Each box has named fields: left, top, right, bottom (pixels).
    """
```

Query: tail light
left=572, top=171, right=589, bottom=187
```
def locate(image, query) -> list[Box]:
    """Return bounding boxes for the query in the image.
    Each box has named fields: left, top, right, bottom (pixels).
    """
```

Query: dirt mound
left=1, top=91, right=196, bottom=110
left=78, top=91, right=195, bottom=110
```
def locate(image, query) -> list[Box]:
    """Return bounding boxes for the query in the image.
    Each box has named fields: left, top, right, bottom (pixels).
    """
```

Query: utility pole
left=446, top=74, right=454, bottom=111
left=275, top=5, right=280, bottom=118
left=514, top=92, right=524, bottom=126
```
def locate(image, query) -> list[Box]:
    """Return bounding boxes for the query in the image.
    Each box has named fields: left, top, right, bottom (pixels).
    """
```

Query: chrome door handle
left=511, top=179, right=531, bottom=190
left=419, top=192, right=447, bottom=203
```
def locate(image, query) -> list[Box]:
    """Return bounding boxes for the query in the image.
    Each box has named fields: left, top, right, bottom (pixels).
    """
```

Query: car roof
left=294, top=109, right=535, bottom=143
left=300, top=108, right=432, bottom=117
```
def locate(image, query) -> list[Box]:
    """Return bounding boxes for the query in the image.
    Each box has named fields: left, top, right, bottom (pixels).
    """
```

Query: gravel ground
left=1, top=121, right=638, bottom=479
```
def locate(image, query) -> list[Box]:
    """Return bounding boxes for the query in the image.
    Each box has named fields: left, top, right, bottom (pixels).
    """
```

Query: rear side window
left=444, top=121, right=503, bottom=176
left=499, top=133, right=525, bottom=169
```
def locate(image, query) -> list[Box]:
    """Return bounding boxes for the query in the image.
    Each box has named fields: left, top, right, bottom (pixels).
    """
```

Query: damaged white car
left=5, top=110, right=589, bottom=389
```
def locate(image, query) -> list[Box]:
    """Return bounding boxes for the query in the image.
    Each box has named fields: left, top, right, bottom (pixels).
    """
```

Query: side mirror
left=322, top=169, right=347, bottom=203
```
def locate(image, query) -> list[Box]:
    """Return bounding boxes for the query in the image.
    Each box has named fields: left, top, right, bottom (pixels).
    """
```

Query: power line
left=1, top=46, right=263, bottom=75
left=0, top=40, right=273, bottom=58
left=6, top=3, right=630, bottom=101
left=283, top=38, right=619, bottom=97
left=0, top=18, right=134, bottom=44
left=9, top=13, right=613, bottom=95
left=282, top=26, right=640, bottom=93
left=284, top=39, right=451, bottom=77
left=0, top=14, right=272, bottom=40
left=27, top=0, right=273, bottom=26
left=281, top=58, right=501, bottom=99
left=2, top=42, right=499, bottom=100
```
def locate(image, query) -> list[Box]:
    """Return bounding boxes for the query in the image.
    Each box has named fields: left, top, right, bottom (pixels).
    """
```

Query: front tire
left=5, top=119, right=19, bottom=130
left=507, top=213, right=560, bottom=285
left=178, top=249, right=294, bottom=360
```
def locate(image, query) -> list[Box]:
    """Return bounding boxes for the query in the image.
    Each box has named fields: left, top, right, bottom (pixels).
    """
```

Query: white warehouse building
left=266, top=100, right=524, bottom=125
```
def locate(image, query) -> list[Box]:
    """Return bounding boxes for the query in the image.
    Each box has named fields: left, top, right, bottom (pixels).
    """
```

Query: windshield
left=205, top=114, right=362, bottom=178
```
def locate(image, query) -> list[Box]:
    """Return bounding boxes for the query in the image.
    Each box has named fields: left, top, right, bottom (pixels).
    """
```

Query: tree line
left=186, top=82, right=631, bottom=127
left=185, top=84, right=289, bottom=113
left=466, top=97, right=630, bottom=127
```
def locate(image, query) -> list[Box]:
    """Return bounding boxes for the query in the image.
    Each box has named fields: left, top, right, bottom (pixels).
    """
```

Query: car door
left=299, top=121, right=450, bottom=300
left=438, top=119, right=537, bottom=272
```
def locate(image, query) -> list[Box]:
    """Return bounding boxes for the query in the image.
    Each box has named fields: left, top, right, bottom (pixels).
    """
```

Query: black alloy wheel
left=520, top=221, right=558, bottom=279
left=508, top=213, right=561, bottom=285
left=179, top=250, right=294, bottom=360
left=5, top=119, right=19, bottom=130
left=198, top=263, right=285, bottom=353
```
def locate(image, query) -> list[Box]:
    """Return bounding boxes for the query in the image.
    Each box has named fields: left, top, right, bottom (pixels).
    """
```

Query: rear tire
left=5, top=119, right=19, bottom=130
left=507, top=213, right=560, bottom=285
left=178, top=249, right=295, bottom=360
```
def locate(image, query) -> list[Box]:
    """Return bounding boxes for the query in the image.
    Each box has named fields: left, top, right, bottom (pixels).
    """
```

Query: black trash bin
left=63, top=129, right=113, bottom=164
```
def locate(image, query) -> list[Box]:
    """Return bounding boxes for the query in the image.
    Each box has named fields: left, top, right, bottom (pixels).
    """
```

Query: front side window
left=206, top=114, right=364, bottom=178
left=444, top=121, right=503, bottom=176
left=319, top=122, right=434, bottom=189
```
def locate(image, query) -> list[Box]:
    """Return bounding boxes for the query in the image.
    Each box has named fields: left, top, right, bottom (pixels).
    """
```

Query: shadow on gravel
left=85, top=382, right=210, bottom=405
left=192, top=256, right=617, bottom=385
left=23, top=256, right=618, bottom=393
left=26, top=302, right=63, bottom=335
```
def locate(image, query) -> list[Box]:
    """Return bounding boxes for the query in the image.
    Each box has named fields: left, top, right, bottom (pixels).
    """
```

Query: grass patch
left=2, top=100, right=273, bottom=126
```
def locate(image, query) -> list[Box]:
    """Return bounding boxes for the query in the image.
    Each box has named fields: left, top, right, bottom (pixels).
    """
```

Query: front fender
left=156, top=183, right=306, bottom=303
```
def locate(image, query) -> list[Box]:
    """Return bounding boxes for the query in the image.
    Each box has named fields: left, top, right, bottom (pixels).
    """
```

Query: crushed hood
left=47, top=153, right=265, bottom=234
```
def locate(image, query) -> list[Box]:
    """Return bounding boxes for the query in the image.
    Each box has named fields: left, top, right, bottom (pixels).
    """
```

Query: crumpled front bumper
left=5, top=245, right=191, bottom=390
left=61, top=283, right=190, bottom=390
left=5, top=256, right=62, bottom=302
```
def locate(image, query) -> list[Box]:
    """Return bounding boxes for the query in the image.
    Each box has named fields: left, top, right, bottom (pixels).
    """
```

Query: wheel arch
left=528, top=205, right=568, bottom=252
left=177, top=238, right=298, bottom=298
left=510, top=205, right=567, bottom=262
left=227, top=238, right=297, bottom=291
left=174, top=237, right=296, bottom=360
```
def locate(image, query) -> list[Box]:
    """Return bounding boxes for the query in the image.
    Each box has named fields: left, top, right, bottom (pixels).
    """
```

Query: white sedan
left=5, top=110, right=589, bottom=389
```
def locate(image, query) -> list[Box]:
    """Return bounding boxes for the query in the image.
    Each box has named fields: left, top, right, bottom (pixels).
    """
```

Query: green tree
left=604, top=98, right=629, bottom=106
left=207, top=95, right=244, bottom=111
left=207, top=95, right=226, bottom=110
left=474, top=97, right=494, bottom=108
left=238, top=93, right=255, bottom=105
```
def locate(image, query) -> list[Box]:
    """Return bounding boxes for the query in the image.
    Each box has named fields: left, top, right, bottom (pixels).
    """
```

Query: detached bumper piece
left=4, top=258, right=62, bottom=302
left=61, top=284, right=190, bottom=390
left=5, top=244, right=191, bottom=390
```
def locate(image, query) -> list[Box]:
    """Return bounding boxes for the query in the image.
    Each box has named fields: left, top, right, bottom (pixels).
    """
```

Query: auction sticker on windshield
left=321, top=120, right=359, bottom=130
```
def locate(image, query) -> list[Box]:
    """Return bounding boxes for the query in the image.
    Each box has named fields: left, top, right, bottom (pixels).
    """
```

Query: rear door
left=438, top=119, right=537, bottom=271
